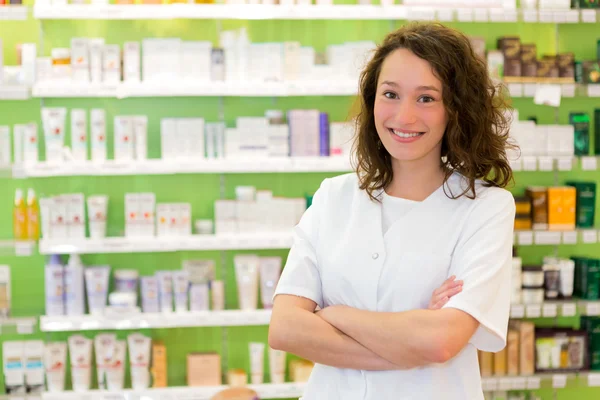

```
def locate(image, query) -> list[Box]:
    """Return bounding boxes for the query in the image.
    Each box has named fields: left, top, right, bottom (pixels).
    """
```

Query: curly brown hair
left=352, top=22, right=515, bottom=201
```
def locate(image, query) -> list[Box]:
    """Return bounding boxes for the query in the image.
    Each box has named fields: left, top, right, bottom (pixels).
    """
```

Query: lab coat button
left=372, top=252, right=379, bottom=260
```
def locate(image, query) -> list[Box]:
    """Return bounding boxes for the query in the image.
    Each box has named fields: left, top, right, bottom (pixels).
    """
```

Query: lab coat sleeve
left=442, top=189, right=516, bottom=352
left=272, top=178, right=329, bottom=309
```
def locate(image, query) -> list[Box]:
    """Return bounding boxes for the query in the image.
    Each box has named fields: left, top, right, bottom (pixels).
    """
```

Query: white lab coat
left=274, top=171, right=516, bottom=400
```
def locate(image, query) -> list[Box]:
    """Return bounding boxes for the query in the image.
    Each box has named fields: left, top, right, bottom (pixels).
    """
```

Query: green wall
left=1, top=2, right=600, bottom=399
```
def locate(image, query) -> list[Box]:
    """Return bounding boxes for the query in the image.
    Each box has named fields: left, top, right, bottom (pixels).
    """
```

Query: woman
left=269, top=22, right=516, bottom=399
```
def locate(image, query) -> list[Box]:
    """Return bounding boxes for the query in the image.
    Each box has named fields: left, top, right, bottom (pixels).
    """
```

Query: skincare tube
left=127, top=333, right=151, bottom=390
left=106, top=340, right=126, bottom=391
left=70, top=109, right=87, bottom=162
left=249, top=342, right=265, bottom=384
left=84, top=266, right=110, bottom=316
left=172, top=270, right=190, bottom=313
left=3, top=341, right=25, bottom=394
left=268, top=347, right=286, bottom=384
left=156, top=271, right=173, bottom=313
left=234, top=255, right=260, bottom=310
left=39, top=198, right=52, bottom=239
left=24, top=341, right=45, bottom=394
left=559, top=259, right=575, bottom=297
left=190, top=283, right=210, bottom=312
left=23, top=123, right=39, bottom=165
left=45, top=254, right=65, bottom=316
left=114, top=116, right=134, bottom=162
left=90, top=109, right=107, bottom=163
left=211, top=280, right=225, bottom=311
left=44, top=342, right=66, bottom=393
left=87, top=195, right=108, bottom=239
left=68, top=335, right=92, bottom=392
left=94, top=333, right=116, bottom=390
left=134, top=116, right=148, bottom=161
left=41, top=108, right=67, bottom=164
left=64, top=254, right=85, bottom=316
left=141, top=276, right=160, bottom=313
left=259, top=257, right=282, bottom=309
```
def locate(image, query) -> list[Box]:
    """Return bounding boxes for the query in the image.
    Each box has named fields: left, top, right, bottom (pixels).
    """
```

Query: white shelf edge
left=0, top=85, right=31, bottom=100
left=0, top=5, right=28, bottom=20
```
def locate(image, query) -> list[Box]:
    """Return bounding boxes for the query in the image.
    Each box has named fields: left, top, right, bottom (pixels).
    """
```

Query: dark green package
left=572, top=257, right=584, bottom=298
left=582, top=317, right=600, bottom=370
left=575, top=61, right=584, bottom=83
left=583, top=259, right=600, bottom=300
left=566, top=182, right=596, bottom=228
left=570, top=113, right=590, bottom=156
left=595, top=109, right=600, bottom=155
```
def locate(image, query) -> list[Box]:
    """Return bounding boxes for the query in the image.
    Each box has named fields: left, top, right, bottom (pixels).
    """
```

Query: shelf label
left=562, top=303, right=577, bottom=317
left=482, top=378, right=498, bottom=392
left=535, top=231, right=561, bottom=245
left=504, top=10, right=518, bottom=22
left=527, top=376, right=541, bottom=390
left=522, top=156, right=537, bottom=171
left=457, top=8, right=473, bottom=21
left=589, top=373, right=600, bottom=387
left=508, top=83, right=523, bottom=97
left=581, top=9, right=597, bottom=23
left=539, top=9, right=553, bottom=22
left=588, top=85, right=600, bottom=97
left=553, top=374, right=567, bottom=388
left=562, top=231, right=578, bottom=245
left=561, top=83, right=576, bottom=97
left=565, top=10, right=580, bottom=23
left=16, top=321, right=34, bottom=335
left=557, top=157, right=573, bottom=171
left=498, top=377, right=513, bottom=390
left=586, top=302, right=600, bottom=316
left=534, top=84, right=561, bottom=107
left=552, top=10, right=566, bottom=23
left=537, top=156, right=553, bottom=171
left=509, top=158, right=522, bottom=171
left=542, top=303, right=558, bottom=317
left=523, top=9, right=538, bottom=22
left=14, top=241, right=33, bottom=257
left=582, top=156, right=598, bottom=171
left=489, top=9, right=504, bottom=22
left=474, top=8, right=488, bottom=22
left=526, top=304, right=542, bottom=318
left=517, top=231, right=534, bottom=246
left=524, top=83, right=538, bottom=97
left=582, top=230, right=598, bottom=244
left=436, top=8, right=454, bottom=21
left=511, top=304, right=525, bottom=319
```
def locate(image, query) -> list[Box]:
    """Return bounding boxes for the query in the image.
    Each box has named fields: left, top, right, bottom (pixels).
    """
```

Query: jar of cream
left=522, top=265, right=544, bottom=287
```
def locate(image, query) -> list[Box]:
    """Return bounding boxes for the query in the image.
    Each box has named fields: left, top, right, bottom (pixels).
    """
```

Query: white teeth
left=392, top=130, right=421, bottom=138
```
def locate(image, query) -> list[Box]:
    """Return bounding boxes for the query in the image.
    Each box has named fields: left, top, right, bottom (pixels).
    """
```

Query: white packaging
left=189, top=283, right=210, bottom=312
left=125, top=193, right=140, bottom=238
left=35, top=57, right=53, bottom=83
left=268, top=347, right=286, bottom=384
left=106, top=340, right=126, bottom=390
left=160, top=119, right=177, bottom=161
left=70, top=109, right=88, bottom=162
left=133, top=116, right=148, bottom=160
left=211, top=280, right=225, bottom=311
left=114, top=116, right=135, bottom=162
left=180, top=41, right=212, bottom=81
left=24, top=340, right=45, bottom=394
left=141, top=276, right=160, bottom=313
left=3, top=341, right=25, bottom=394
left=167, top=203, right=179, bottom=236
left=44, top=342, right=67, bottom=393
left=13, top=124, right=25, bottom=165
left=127, top=333, right=151, bottom=390
left=138, top=193, right=156, bottom=237
left=41, top=108, right=67, bottom=164
left=234, top=255, right=260, bottom=310
left=84, top=266, right=110, bottom=316
left=102, top=45, right=121, bottom=84
left=156, top=271, right=173, bottom=313
left=23, top=123, right=39, bottom=165
left=249, top=342, right=265, bottom=384
left=179, top=203, right=192, bottom=236
left=0, top=126, right=11, bottom=166
left=156, top=204, right=170, bottom=237
left=87, top=195, right=108, bottom=239
left=50, top=195, right=68, bottom=239
left=91, top=109, right=107, bottom=163
left=45, top=255, right=65, bottom=316
left=68, top=335, right=92, bottom=392
left=67, top=193, right=86, bottom=238
left=172, top=270, right=190, bottom=313
left=94, top=333, right=117, bottom=390
left=123, top=42, right=140, bottom=82
left=71, top=38, right=90, bottom=82
left=88, top=38, right=105, bottom=83
left=259, top=256, right=282, bottom=309
left=64, top=254, right=85, bottom=316
left=0, top=266, right=10, bottom=318
left=21, top=43, right=37, bottom=85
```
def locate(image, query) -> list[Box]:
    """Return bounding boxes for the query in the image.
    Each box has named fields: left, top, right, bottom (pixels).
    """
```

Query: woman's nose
left=390, top=100, right=418, bottom=126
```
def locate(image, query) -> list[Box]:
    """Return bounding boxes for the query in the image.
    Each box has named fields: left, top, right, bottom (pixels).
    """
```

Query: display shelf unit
left=0, top=85, right=30, bottom=100
left=0, top=5, right=28, bottom=20
left=41, top=382, right=306, bottom=400
left=40, top=309, right=272, bottom=332
left=513, top=229, right=600, bottom=246
left=31, top=3, right=600, bottom=23
left=12, top=157, right=353, bottom=178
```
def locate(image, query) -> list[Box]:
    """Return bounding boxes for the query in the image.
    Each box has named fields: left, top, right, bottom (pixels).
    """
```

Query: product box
left=595, top=109, right=600, bottom=155
left=520, top=43, right=537, bottom=64
left=497, top=36, right=521, bottom=60
left=511, top=320, right=535, bottom=375
left=102, top=45, right=121, bottom=84
left=124, top=193, right=140, bottom=238
left=534, top=328, right=588, bottom=373
left=486, top=51, right=504, bottom=81
left=582, top=61, right=600, bottom=84
left=114, top=116, right=134, bottom=162
left=0, top=266, right=11, bottom=318
left=526, top=187, right=548, bottom=230
left=151, top=341, right=167, bottom=388
left=558, top=53, right=575, bottom=79
left=506, top=329, right=519, bottom=376
left=580, top=317, right=600, bottom=370
left=547, top=187, right=576, bottom=231
left=187, top=353, right=221, bottom=387
left=572, top=257, right=600, bottom=300
left=67, top=194, right=86, bottom=239
left=537, top=59, right=559, bottom=78
left=504, top=59, right=522, bottom=78
left=569, top=112, right=590, bottom=156
left=70, top=38, right=89, bottom=82
left=123, top=42, right=140, bottom=82
left=493, top=348, right=507, bottom=377
left=566, top=181, right=596, bottom=228
left=468, top=36, right=486, bottom=61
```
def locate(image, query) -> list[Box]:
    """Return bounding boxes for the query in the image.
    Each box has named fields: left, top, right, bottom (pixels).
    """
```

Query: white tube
left=550, top=342, right=561, bottom=369
left=114, top=116, right=134, bottom=162
left=41, top=108, right=67, bottom=164
left=235, top=255, right=260, bottom=310
left=24, top=340, right=45, bottom=394
left=127, top=333, right=151, bottom=390
left=559, top=259, right=575, bottom=297
left=156, top=271, right=173, bottom=313
left=68, top=335, right=92, bottom=392
left=44, top=342, right=66, bottom=393
left=268, top=347, right=286, bottom=384
left=87, top=195, right=108, bottom=239
left=70, top=109, right=87, bottom=162
left=45, top=255, right=65, bottom=316
left=90, top=109, right=107, bottom=163
left=172, top=270, right=190, bottom=313
left=190, top=283, right=209, bottom=312
left=3, top=341, right=25, bottom=394
left=259, top=256, right=282, bottom=309
left=249, top=342, right=265, bottom=384
left=134, top=116, right=148, bottom=161
left=106, top=340, right=126, bottom=391
left=64, top=254, right=85, bottom=316
left=94, top=333, right=116, bottom=390
left=141, top=276, right=160, bottom=313
left=39, top=198, right=53, bottom=239
left=84, top=266, right=110, bottom=316
left=211, top=280, right=225, bottom=311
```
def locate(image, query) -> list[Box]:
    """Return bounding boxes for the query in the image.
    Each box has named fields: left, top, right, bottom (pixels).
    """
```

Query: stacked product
left=520, top=257, right=575, bottom=305
left=38, top=193, right=104, bottom=240
left=479, top=321, right=535, bottom=378
left=0, top=123, right=39, bottom=166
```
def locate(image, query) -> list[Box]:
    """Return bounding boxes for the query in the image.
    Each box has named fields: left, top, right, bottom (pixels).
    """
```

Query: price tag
left=553, top=374, right=567, bottom=388
left=508, top=83, right=524, bottom=97
left=524, top=83, right=538, bottom=97
left=539, top=9, right=553, bottom=22
left=562, top=231, right=578, bottom=244
left=553, top=11, right=566, bottom=23
left=14, top=241, right=33, bottom=257
left=586, top=302, right=600, bottom=316
left=561, top=303, right=577, bottom=317
left=511, top=304, right=525, bottom=318
left=482, top=378, right=498, bottom=392
left=535, top=231, right=561, bottom=245
left=582, top=230, right=598, bottom=244
left=527, top=376, right=541, bottom=390
left=489, top=9, right=504, bottom=22
left=16, top=321, right=34, bottom=335
left=523, top=9, right=538, bottom=22
left=566, top=10, right=580, bottom=23
left=582, top=156, right=598, bottom=171
left=581, top=9, right=597, bottom=23
left=474, top=9, right=488, bottom=22
left=543, top=303, right=558, bottom=317
left=534, top=84, right=562, bottom=107
left=526, top=304, right=542, bottom=318
left=561, top=83, right=576, bottom=97
left=498, top=377, right=513, bottom=390
left=510, top=158, right=522, bottom=171
left=504, top=10, right=518, bottom=22
left=538, top=156, right=553, bottom=171
left=436, top=8, right=454, bottom=21
left=457, top=8, right=473, bottom=21
left=588, top=85, right=600, bottom=97
left=557, top=157, right=573, bottom=171
left=522, top=156, right=537, bottom=171
left=588, top=373, right=600, bottom=386
left=518, top=231, right=534, bottom=246
left=511, top=377, right=526, bottom=389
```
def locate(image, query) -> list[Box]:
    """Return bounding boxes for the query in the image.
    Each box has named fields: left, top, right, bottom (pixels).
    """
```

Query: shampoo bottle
left=64, top=254, right=85, bottom=316
left=26, top=189, right=39, bottom=241
left=13, top=189, right=27, bottom=241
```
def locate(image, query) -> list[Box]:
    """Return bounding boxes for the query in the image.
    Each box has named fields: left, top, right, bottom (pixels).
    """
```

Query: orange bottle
left=26, top=188, right=40, bottom=241
left=13, top=189, right=27, bottom=241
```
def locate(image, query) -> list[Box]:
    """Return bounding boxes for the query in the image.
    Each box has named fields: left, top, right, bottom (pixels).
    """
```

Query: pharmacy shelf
left=514, top=229, right=600, bottom=246
left=39, top=233, right=293, bottom=255
left=0, top=5, right=28, bottom=20
left=510, top=302, right=578, bottom=319
left=42, top=383, right=306, bottom=400
left=0, top=84, right=30, bottom=100
left=32, top=80, right=358, bottom=98
left=507, top=82, right=600, bottom=98
left=31, top=4, right=600, bottom=23
left=12, top=157, right=352, bottom=178
left=0, top=317, right=37, bottom=335
left=40, top=309, right=272, bottom=332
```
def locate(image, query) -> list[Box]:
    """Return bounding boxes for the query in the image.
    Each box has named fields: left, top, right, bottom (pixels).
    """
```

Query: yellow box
left=151, top=341, right=167, bottom=388
left=187, top=352, right=221, bottom=387
left=548, top=187, right=576, bottom=231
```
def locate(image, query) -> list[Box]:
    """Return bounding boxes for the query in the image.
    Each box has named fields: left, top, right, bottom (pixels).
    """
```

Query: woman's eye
left=383, top=92, right=397, bottom=99
left=418, top=96, right=435, bottom=103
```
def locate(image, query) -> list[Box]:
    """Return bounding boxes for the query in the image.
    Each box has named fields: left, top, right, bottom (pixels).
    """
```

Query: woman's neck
left=385, top=157, right=446, bottom=201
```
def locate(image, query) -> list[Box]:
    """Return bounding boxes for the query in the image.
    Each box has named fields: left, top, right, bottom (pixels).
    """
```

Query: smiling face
left=374, top=48, right=448, bottom=168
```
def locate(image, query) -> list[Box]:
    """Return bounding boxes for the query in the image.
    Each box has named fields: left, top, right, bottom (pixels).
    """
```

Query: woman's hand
left=428, top=275, right=463, bottom=310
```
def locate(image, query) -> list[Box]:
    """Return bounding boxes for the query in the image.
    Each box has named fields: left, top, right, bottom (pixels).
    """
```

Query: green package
left=583, top=259, right=600, bottom=300
left=569, top=112, right=590, bottom=156
left=566, top=181, right=596, bottom=228
left=581, top=317, right=600, bottom=370
left=595, top=109, right=600, bottom=155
